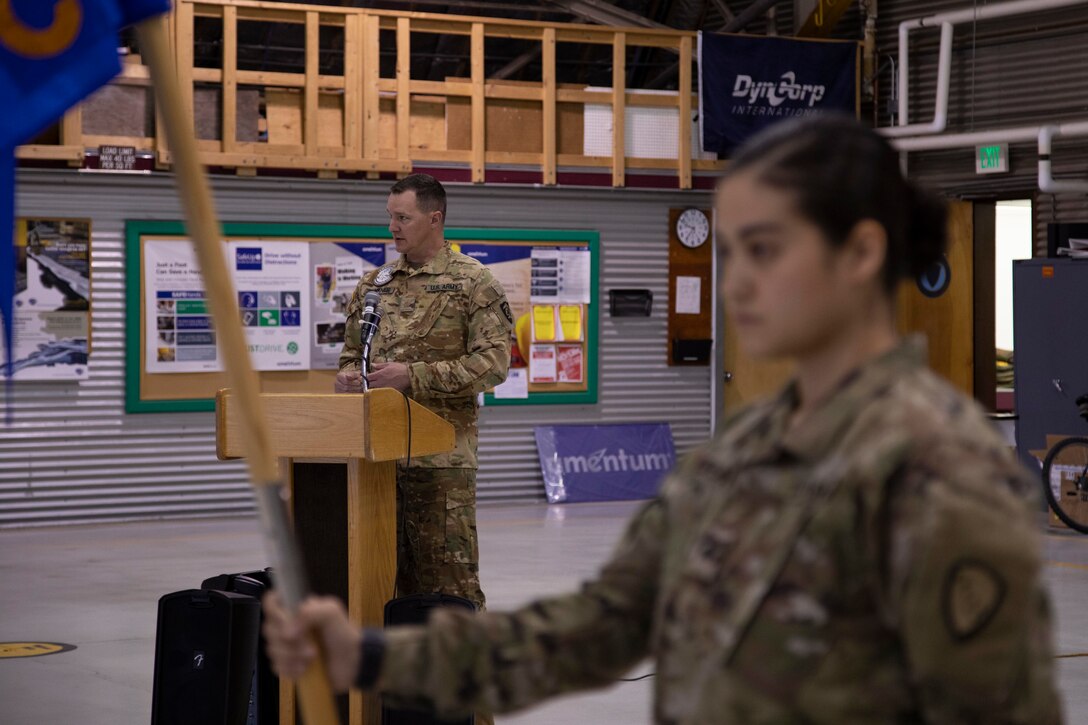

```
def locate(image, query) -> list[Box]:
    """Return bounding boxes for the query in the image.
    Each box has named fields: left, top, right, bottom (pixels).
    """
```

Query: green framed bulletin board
left=125, top=221, right=598, bottom=413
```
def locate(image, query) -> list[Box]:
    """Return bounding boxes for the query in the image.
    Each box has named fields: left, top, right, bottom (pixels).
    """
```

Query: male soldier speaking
left=335, top=174, right=512, bottom=611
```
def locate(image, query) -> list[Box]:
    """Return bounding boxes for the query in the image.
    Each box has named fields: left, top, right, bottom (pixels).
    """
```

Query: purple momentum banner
left=698, top=32, right=858, bottom=155
left=534, top=423, right=676, bottom=504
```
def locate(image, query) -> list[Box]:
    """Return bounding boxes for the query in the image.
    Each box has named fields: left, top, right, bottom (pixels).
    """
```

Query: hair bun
left=906, top=185, right=948, bottom=277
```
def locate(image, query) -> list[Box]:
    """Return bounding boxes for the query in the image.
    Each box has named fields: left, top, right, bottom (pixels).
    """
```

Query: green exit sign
left=976, top=143, right=1009, bottom=174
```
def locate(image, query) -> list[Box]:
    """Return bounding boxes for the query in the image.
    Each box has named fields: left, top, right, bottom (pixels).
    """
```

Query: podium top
left=215, top=388, right=455, bottom=462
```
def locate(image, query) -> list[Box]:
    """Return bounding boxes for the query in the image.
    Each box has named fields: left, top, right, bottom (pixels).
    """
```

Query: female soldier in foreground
left=264, top=115, right=1061, bottom=723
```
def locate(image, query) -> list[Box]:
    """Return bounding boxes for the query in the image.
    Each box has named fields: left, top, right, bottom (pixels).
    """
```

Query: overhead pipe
left=1038, top=126, right=1088, bottom=194
left=889, top=119, right=1088, bottom=195
left=880, top=0, right=1088, bottom=139
left=891, top=119, right=1088, bottom=152
left=883, top=21, right=953, bottom=137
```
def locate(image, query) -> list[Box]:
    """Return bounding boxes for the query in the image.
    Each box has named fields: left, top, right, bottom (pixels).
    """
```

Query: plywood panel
left=266, top=89, right=344, bottom=148
left=378, top=97, right=447, bottom=154
left=266, top=88, right=303, bottom=145
left=446, top=78, right=583, bottom=155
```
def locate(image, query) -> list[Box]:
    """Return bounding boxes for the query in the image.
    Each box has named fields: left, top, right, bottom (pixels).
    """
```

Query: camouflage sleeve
left=408, top=271, right=512, bottom=400
left=880, top=445, right=1061, bottom=723
left=375, top=495, right=666, bottom=717
left=337, top=282, right=366, bottom=372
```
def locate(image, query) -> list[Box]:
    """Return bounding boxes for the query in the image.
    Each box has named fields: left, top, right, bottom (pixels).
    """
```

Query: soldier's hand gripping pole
left=136, top=15, right=340, bottom=725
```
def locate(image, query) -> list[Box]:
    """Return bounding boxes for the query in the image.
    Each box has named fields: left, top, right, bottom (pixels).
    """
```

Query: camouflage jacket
left=339, top=242, right=512, bottom=468
left=376, top=338, right=1061, bottom=723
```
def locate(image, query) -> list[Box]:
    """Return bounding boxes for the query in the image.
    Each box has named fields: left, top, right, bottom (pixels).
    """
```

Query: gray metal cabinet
left=1013, top=259, right=1088, bottom=470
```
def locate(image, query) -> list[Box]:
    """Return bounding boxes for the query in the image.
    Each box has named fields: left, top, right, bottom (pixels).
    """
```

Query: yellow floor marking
left=0, top=642, right=75, bottom=659
left=1046, top=561, right=1088, bottom=571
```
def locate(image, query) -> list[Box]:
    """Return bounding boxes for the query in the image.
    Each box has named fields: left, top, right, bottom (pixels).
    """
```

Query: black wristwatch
left=355, top=628, right=386, bottom=690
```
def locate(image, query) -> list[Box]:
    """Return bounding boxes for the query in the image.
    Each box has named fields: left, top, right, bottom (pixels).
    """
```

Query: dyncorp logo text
left=732, top=71, right=826, bottom=109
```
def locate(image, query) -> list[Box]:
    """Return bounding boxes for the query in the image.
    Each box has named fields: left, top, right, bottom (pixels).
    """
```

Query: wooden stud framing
left=14, top=145, right=83, bottom=162
left=198, top=151, right=410, bottom=172
left=222, top=5, right=238, bottom=153
left=175, top=1, right=195, bottom=131
left=154, top=13, right=174, bottom=165
left=344, top=14, right=363, bottom=158
left=60, top=108, right=82, bottom=166
left=21, top=1, right=716, bottom=187
left=612, top=32, right=626, bottom=188
left=396, top=17, right=411, bottom=164
left=542, top=27, right=557, bottom=186
left=470, top=22, right=485, bottom=183
left=363, top=14, right=381, bottom=165
left=678, top=34, right=692, bottom=190
left=191, top=67, right=347, bottom=89
left=82, top=134, right=156, bottom=148
left=304, top=11, right=319, bottom=156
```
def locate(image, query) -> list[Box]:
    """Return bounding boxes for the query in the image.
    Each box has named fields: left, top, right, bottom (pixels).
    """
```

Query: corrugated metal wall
left=1, top=169, right=713, bottom=527
left=875, top=1, right=1088, bottom=252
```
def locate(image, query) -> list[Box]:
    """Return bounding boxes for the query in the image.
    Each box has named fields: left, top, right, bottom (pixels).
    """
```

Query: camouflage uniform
left=372, top=338, right=1062, bottom=723
left=340, top=242, right=512, bottom=610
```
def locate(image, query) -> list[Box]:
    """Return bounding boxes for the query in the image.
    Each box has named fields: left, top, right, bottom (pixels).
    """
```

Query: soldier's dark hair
left=390, top=173, right=447, bottom=220
left=722, top=113, right=947, bottom=293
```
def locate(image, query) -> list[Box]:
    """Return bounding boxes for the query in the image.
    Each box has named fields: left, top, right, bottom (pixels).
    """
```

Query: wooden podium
left=216, top=388, right=455, bottom=725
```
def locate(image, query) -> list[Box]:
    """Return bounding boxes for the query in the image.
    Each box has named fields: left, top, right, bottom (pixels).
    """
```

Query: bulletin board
left=125, top=221, right=598, bottom=413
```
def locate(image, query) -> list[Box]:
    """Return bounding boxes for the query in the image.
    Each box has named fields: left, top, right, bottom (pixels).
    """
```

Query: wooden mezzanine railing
left=16, top=0, right=724, bottom=188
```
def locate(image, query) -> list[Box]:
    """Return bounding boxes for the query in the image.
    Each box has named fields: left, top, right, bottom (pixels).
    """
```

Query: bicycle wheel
left=1041, top=436, right=1088, bottom=534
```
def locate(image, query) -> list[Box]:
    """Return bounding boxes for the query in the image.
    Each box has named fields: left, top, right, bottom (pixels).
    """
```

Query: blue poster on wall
left=534, top=423, right=676, bottom=503
left=699, top=32, right=858, bottom=154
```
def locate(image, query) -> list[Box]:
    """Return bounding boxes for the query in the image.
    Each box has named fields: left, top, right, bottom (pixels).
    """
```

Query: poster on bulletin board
left=143, top=240, right=313, bottom=372
left=454, top=234, right=598, bottom=406
left=8, top=219, right=91, bottom=380
left=309, top=242, right=387, bottom=369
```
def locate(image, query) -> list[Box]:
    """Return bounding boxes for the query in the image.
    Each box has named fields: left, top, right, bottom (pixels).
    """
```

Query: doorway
left=993, top=199, right=1034, bottom=412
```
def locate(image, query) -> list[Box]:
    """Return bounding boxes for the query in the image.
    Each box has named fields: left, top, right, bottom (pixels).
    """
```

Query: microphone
left=359, top=291, right=382, bottom=392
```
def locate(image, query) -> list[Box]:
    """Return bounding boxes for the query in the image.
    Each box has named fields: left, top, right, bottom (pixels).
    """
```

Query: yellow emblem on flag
left=0, top=0, right=83, bottom=59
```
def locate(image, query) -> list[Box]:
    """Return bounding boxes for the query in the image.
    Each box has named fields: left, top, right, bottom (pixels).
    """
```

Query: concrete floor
left=1, top=501, right=1086, bottom=724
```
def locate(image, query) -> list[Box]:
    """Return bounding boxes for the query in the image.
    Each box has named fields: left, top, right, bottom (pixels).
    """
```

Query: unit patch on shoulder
left=374, top=266, right=395, bottom=286
left=500, top=301, right=514, bottom=324
left=942, top=559, right=1006, bottom=641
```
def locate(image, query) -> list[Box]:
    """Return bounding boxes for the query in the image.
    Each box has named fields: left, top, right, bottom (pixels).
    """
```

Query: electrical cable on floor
left=1056, top=653, right=1088, bottom=659
left=618, top=673, right=655, bottom=682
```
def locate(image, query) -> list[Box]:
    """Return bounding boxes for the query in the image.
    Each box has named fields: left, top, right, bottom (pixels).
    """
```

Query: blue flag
left=699, top=32, right=858, bottom=155
left=1, top=0, right=170, bottom=397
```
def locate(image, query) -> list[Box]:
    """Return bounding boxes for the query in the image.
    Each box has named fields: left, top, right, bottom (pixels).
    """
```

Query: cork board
left=125, top=222, right=598, bottom=412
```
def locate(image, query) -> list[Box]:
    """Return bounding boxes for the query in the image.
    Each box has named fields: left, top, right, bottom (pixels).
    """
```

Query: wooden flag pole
left=135, top=16, right=340, bottom=725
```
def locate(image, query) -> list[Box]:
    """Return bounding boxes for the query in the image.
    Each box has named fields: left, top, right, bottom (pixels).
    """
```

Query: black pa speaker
left=383, top=594, right=476, bottom=725
left=201, top=570, right=278, bottom=725
left=150, top=589, right=261, bottom=725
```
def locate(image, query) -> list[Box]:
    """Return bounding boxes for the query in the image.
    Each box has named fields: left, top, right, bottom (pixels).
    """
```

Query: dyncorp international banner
left=534, top=423, right=676, bottom=504
left=699, top=32, right=858, bottom=155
